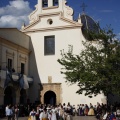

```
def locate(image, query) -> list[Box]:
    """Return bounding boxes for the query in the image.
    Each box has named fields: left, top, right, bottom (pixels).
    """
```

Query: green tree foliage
left=58, top=27, right=120, bottom=98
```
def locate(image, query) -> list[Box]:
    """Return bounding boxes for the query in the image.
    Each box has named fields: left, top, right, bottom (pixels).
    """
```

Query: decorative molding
left=42, top=6, right=58, bottom=10
left=19, top=55, right=27, bottom=62
left=40, top=83, right=62, bottom=105
left=21, top=12, right=82, bottom=32
left=22, top=24, right=81, bottom=33
left=64, top=0, right=73, bottom=16
left=29, top=5, right=38, bottom=23
left=6, top=50, right=14, bottom=58
left=48, top=76, right=52, bottom=83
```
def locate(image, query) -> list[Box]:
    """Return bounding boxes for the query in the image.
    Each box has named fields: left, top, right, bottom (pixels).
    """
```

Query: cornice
left=22, top=24, right=82, bottom=33
left=42, top=6, right=58, bottom=10
left=0, top=37, right=30, bottom=55
left=42, top=83, right=61, bottom=85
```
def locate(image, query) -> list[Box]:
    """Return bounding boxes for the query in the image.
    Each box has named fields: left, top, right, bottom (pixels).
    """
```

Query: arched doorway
left=44, top=91, right=56, bottom=105
left=20, top=89, right=27, bottom=104
left=4, top=86, right=16, bottom=105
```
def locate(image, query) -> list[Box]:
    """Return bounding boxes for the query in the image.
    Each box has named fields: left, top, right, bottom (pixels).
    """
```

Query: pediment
left=22, top=12, right=82, bottom=32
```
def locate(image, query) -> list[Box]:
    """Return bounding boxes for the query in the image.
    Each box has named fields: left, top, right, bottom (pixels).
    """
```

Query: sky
left=0, top=0, right=120, bottom=38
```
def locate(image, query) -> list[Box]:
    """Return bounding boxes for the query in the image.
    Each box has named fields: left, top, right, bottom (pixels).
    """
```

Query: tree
left=57, top=27, right=120, bottom=98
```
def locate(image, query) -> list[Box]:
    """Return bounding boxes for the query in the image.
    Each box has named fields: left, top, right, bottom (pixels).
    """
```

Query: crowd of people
left=3, top=102, right=120, bottom=120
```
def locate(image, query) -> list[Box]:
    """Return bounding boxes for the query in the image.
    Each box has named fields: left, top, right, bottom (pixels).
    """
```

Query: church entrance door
left=4, top=86, right=16, bottom=105
left=44, top=91, right=56, bottom=105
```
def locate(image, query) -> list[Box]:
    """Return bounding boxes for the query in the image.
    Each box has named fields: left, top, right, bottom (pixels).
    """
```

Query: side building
left=0, top=28, right=33, bottom=105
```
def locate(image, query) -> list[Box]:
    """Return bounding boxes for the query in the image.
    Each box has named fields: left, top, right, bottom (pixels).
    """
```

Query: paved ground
left=74, top=116, right=97, bottom=120
left=0, top=116, right=97, bottom=120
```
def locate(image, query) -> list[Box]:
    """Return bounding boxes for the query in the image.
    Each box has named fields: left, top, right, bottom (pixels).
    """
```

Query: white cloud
left=117, top=33, right=120, bottom=39
left=0, top=0, right=32, bottom=29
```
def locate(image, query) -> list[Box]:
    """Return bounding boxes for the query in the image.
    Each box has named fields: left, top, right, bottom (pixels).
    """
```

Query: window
left=47, top=19, right=53, bottom=25
left=21, top=63, right=25, bottom=74
left=44, top=36, right=55, bottom=55
left=42, top=0, right=48, bottom=7
left=53, top=0, right=59, bottom=6
left=8, top=59, right=12, bottom=71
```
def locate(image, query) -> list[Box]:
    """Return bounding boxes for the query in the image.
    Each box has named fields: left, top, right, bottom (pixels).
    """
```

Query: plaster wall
left=27, top=28, right=105, bottom=105
left=1, top=40, right=29, bottom=75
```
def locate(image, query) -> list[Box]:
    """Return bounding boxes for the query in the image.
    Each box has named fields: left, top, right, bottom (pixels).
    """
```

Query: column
left=0, top=87, right=4, bottom=105
left=16, top=90, right=20, bottom=104
left=48, top=0, right=53, bottom=7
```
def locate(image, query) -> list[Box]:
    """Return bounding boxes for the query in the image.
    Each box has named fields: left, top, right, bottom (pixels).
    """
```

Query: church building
left=21, top=0, right=105, bottom=105
left=0, top=0, right=106, bottom=106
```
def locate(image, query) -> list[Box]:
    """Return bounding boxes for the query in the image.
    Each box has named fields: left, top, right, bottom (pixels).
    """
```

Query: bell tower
left=28, top=0, right=74, bottom=24
left=42, top=0, right=59, bottom=8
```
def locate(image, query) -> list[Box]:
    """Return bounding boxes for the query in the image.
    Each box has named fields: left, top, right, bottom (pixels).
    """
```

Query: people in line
left=4, top=102, right=120, bottom=120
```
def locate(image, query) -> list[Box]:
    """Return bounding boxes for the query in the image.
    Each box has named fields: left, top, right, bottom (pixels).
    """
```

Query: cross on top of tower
left=80, top=2, right=87, bottom=13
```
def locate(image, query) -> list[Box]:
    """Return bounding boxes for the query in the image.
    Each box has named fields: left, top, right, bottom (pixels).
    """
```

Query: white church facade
left=21, top=0, right=105, bottom=105
left=0, top=0, right=106, bottom=106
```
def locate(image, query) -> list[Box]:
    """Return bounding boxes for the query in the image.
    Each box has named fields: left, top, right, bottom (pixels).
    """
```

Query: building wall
left=0, top=30, right=31, bottom=105
left=26, top=28, right=105, bottom=105
left=0, top=37, right=29, bottom=74
left=0, top=42, right=2, bottom=68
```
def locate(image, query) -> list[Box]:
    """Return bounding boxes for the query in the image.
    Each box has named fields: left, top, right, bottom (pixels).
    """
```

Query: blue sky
left=0, top=0, right=120, bottom=38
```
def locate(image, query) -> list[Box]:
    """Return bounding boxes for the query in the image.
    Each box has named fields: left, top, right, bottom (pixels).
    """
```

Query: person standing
left=30, top=109, right=36, bottom=120
left=36, top=106, right=40, bottom=120
left=15, top=106, right=19, bottom=120
left=5, top=105, right=9, bottom=116
left=51, top=107, right=57, bottom=120
left=40, top=108, right=48, bottom=120
left=59, top=105, right=65, bottom=120
left=6, top=105, right=13, bottom=120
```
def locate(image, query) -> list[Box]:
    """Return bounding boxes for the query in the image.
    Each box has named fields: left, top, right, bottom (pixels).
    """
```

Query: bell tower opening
left=42, top=0, right=48, bottom=8
left=53, top=0, right=59, bottom=6
left=44, top=91, right=56, bottom=105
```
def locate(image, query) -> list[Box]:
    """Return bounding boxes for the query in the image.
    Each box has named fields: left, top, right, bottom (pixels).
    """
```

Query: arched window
left=42, top=0, right=48, bottom=7
left=53, top=0, right=58, bottom=6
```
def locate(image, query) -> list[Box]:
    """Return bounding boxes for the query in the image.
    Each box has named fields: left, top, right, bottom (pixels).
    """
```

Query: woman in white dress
left=51, top=107, right=57, bottom=120
left=40, top=108, right=48, bottom=120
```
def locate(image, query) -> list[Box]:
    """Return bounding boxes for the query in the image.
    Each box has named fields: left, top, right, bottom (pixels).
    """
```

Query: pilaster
left=38, top=0, right=42, bottom=13
left=48, top=0, right=53, bottom=7
left=16, top=89, right=20, bottom=104
left=0, top=87, right=4, bottom=105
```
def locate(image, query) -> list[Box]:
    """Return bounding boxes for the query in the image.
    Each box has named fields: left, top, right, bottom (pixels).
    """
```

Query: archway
left=44, top=91, right=56, bottom=105
left=4, top=86, right=16, bottom=105
left=20, top=89, right=27, bottom=104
